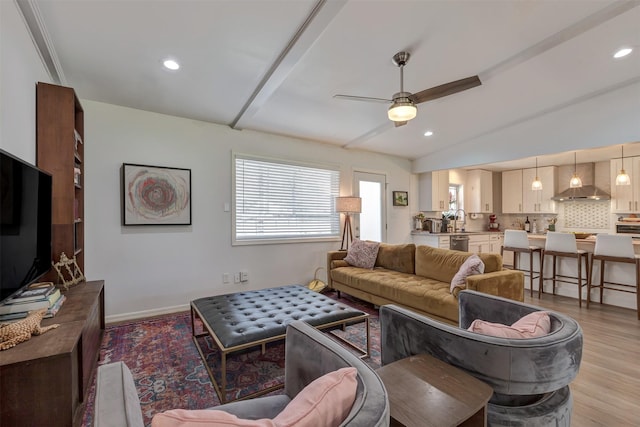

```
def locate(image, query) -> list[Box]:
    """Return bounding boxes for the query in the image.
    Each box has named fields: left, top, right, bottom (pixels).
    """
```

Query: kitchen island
left=523, top=233, right=638, bottom=312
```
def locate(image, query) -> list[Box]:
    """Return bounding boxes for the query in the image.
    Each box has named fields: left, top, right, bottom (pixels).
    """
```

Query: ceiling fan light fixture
left=388, top=98, right=417, bottom=122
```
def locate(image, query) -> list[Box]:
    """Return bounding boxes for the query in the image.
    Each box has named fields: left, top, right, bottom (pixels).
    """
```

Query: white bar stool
left=587, top=234, right=639, bottom=320
left=501, top=230, right=543, bottom=298
left=542, top=232, right=589, bottom=306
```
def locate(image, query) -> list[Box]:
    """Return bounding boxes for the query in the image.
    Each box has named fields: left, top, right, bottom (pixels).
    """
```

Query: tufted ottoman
left=190, top=284, right=369, bottom=403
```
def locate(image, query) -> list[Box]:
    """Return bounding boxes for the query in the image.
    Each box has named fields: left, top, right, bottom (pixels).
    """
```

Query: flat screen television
left=0, top=148, right=52, bottom=304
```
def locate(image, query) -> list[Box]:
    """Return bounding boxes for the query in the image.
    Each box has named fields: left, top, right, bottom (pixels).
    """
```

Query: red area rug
left=82, top=291, right=380, bottom=427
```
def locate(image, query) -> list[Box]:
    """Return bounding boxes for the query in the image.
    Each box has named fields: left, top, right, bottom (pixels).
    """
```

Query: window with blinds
left=233, top=154, right=341, bottom=244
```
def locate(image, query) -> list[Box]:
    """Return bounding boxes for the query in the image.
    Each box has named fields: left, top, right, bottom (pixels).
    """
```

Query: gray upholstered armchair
left=380, top=290, right=583, bottom=427
left=94, top=320, right=390, bottom=427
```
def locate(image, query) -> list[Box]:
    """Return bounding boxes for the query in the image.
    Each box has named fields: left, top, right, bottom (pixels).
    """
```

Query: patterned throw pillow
left=467, top=311, right=551, bottom=339
left=344, top=239, right=380, bottom=269
left=450, top=254, right=485, bottom=293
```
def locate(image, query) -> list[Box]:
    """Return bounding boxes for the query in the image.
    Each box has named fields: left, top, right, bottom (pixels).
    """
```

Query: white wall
left=83, top=101, right=414, bottom=320
left=0, top=1, right=52, bottom=160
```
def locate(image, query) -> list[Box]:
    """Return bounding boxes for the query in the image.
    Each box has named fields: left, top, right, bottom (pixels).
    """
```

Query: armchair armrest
left=464, top=269, right=524, bottom=302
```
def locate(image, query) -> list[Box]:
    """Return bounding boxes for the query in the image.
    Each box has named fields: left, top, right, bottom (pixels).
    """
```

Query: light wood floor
left=522, top=292, right=639, bottom=426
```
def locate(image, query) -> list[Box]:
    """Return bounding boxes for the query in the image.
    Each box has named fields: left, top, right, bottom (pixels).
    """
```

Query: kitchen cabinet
left=412, top=234, right=449, bottom=249
left=419, top=170, right=449, bottom=212
left=489, top=234, right=503, bottom=254
left=522, top=166, right=557, bottom=213
left=467, top=170, right=493, bottom=213
left=610, top=157, right=640, bottom=213
left=502, top=167, right=557, bottom=214
left=502, top=170, right=523, bottom=213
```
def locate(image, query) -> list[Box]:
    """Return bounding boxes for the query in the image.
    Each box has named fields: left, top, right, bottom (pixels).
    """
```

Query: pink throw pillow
left=344, top=239, right=380, bottom=269
left=273, top=367, right=357, bottom=426
left=467, top=311, right=551, bottom=339
left=450, top=254, right=485, bottom=293
left=151, top=367, right=357, bottom=427
left=152, top=410, right=276, bottom=426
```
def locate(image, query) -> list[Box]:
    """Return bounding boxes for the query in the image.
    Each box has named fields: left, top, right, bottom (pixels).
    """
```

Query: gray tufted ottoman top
left=191, top=285, right=366, bottom=349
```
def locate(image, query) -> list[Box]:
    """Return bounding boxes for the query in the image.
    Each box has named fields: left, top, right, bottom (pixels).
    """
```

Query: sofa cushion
left=451, top=254, right=485, bottom=293
left=375, top=243, right=416, bottom=274
left=330, top=266, right=458, bottom=321
left=477, top=252, right=503, bottom=273
left=468, top=311, right=551, bottom=338
left=151, top=368, right=357, bottom=427
left=415, top=246, right=472, bottom=282
left=344, top=239, right=380, bottom=269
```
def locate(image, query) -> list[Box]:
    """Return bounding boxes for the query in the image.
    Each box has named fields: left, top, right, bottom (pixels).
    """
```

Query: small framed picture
left=393, top=191, right=408, bottom=206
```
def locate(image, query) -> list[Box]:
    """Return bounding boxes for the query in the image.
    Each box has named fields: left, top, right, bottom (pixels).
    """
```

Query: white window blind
left=234, top=154, right=340, bottom=243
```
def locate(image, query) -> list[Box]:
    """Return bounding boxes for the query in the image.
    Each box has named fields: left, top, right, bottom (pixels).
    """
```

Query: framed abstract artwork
left=122, top=163, right=191, bottom=225
left=392, top=191, right=408, bottom=206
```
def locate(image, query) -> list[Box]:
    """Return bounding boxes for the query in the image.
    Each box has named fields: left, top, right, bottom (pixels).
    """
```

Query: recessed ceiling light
left=163, top=59, right=180, bottom=70
left=424, top=130, right=434, bottom=137
left=613, top=47, right=633, bottom=59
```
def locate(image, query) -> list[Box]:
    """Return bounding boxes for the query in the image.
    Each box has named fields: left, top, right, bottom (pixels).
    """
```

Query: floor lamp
left=336, top=196, right=362, bottom=251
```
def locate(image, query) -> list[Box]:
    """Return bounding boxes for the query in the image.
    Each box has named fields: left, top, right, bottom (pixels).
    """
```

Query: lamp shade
left=336, top=196, right=362, bottom=213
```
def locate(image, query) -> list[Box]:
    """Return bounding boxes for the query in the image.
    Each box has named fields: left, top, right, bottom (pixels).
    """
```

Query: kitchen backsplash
left=562, top=201, right=610, bottom=229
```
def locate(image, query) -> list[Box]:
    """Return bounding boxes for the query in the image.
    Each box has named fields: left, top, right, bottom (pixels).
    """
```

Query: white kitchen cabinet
left=489, top=234, right=503, bottom=254
left=419, top=170, right=449, bottom=212
left=610, top=157, right=640, bottom=213
left=522, top=166, right=557, bottom=213
left=412, top=234, right=449, bottom=249
left=467, top=170, right=493, bottom=213
left=502, top=167, right=556, bottom=214
left=468, top=234, right=490, bottom=254
left=502, top=170, right=523, bottom=213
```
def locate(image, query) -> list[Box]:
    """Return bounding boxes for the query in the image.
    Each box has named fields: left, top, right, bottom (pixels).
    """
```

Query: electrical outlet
left=240, top=271, right=248, bottom=282
left=223, top=273, right=230, bottom=284
left=234, top=273, right=241, bottom=283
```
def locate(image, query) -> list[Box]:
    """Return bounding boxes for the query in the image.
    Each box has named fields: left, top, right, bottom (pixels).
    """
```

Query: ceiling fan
left=334, top=51, right=481, bottom=127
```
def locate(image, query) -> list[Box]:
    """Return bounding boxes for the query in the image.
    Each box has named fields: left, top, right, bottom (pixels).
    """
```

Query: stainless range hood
left=552, top=162, right=611, bottom=201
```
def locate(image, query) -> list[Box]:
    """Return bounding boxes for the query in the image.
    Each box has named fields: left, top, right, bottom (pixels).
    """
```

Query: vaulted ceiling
left=24, top=0, right=640, bottom=169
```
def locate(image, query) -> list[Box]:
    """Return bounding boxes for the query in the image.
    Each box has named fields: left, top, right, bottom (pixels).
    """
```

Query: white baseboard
left=105, top=303, right=190, bottom=324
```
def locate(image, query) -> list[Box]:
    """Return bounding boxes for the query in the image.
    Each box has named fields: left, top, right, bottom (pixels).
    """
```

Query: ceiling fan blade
left=394, top=121, right=407, bottom=128
left=410, top=75, right=481, bottom=104
left=333, top=94, right=391, bottom=104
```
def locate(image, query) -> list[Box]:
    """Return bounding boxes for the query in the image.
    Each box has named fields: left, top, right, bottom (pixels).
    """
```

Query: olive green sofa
left=327, top=243, right=524, bottom=324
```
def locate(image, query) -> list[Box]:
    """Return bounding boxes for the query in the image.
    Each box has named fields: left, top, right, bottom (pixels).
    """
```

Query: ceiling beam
left=230, top=0, right=347, bottom=130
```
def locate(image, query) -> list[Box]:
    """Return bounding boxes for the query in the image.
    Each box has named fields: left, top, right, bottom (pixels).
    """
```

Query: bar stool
left=542, top=232, right=589, bottom=306
left=587, top=234, right=639, bottom=320
left=501, top=230, right=543, bottom=297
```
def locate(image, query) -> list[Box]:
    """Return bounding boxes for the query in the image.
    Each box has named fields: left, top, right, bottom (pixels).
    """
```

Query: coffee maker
left=488, top=214, right=500, bottom=231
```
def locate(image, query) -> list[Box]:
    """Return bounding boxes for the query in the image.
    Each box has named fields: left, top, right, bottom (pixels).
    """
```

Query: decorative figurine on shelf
left=0, top=309, right=59, bottom=351
left=52, top=252, right=85, bottom=290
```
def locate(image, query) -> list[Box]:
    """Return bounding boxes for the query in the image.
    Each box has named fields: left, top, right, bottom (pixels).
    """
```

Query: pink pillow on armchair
left=468, top=311, right=551, bottom=339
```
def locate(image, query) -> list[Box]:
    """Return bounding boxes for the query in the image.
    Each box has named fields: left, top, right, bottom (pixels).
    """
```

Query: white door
left=353, top=171, right=387, bottom=242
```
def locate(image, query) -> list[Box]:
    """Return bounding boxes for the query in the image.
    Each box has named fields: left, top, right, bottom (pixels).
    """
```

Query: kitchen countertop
left=411, top=230, right=503, bottom=236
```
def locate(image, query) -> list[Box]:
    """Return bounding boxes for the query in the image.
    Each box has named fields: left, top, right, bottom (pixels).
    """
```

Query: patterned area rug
left=81, top=291, right=380, bottom=427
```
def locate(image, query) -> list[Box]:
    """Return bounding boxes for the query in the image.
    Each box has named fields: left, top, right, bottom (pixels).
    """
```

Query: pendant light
left=569, top=152, right=583, bottom=188
left=616, top=145, right=631, bottom=186
left=531, top=157, right=543, bottom=191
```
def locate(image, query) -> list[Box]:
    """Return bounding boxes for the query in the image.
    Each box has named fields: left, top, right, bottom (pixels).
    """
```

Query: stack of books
left=0, top=283, right=66, bottom=322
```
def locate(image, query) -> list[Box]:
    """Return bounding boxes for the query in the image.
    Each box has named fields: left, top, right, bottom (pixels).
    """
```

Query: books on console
left=0, top=288, right=62, bottom=317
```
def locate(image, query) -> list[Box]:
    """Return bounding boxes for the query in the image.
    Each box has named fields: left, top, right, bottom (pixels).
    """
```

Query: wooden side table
left=376, top=354, right=493, bottom=427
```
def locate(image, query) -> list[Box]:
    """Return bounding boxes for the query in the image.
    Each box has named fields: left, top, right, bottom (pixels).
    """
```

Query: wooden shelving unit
left=36, top=82, right=84, bottom=283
